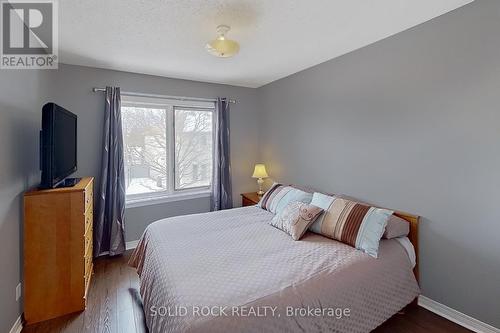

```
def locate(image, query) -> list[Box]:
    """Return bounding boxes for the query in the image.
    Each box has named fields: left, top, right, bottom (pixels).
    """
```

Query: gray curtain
left=94, top=87, right=126, bottom=257
left=211, top=98, right=233, bottom=211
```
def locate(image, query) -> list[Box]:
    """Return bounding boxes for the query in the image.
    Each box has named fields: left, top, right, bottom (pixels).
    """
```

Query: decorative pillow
left=309, top=192, right=392, bottom=258
left=383, top=215, right=410, bottom=239
left=259, top=183, right=313, bottom=215
left=269, top=201, right=323, bottom=240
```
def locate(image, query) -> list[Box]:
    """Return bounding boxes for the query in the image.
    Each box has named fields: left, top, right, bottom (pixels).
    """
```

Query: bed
left=129, top=206, right=420, bottom=333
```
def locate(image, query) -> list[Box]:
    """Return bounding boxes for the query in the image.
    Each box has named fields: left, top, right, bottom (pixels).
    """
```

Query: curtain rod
left=92, top=87, right=236, bottom=104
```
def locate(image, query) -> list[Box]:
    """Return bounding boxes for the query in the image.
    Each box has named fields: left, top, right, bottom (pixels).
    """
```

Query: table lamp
left=252, top=164, right=269, bottom=196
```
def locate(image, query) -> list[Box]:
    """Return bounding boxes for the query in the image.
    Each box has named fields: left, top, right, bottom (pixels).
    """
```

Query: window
left=121, top=95, right=214, bottom=204
left=174, top=107, right=213, bottom=189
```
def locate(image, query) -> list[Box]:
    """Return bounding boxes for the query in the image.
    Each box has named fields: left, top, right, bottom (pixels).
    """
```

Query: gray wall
left=0, top=64, right=259, bottom=331
left=47, top=64, right=260, bottom=242
left=0, top=71, right=50, bottom=333
left=2, top=1, right=499, bottom=330
left=258, top=0, right=500, bottom=328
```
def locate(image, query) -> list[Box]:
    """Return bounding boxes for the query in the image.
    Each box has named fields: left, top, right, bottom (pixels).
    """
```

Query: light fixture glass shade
left=252, top=164, right=268, bottom=178
left=206, top=39, right=239, bottom=58
left=206, top=25, right=239, bottom=58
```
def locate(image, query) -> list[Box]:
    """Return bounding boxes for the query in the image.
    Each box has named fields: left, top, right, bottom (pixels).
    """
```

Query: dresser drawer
left=84, top=205, right=93, bottom=264
left=84, top=255, right=92, bottom=276
left=84, top=233, right=92, bottom=257
left=84, top=207, right=93, bottom=233
left=84, top=262, right=93, bottom=300
left=84, top=275, right=90, bottom=298
left=84, top=274, right=90, bottom=295
left=84, top=183, right=93, bottom=213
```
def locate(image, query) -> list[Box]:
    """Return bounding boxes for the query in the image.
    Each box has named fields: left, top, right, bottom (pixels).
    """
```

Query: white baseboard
left=126, top=239, right=139, bottom=250
left=418, top=296, right=500, bottom=333
left=9, top=316, right=23, bottom=333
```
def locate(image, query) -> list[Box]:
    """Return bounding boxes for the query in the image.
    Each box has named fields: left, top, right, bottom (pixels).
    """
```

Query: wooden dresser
left=24, top=177, right=94, bottom=324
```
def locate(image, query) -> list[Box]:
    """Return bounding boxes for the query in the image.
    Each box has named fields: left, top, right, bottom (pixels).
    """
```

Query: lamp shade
left=252, top=164, right=268, bottom=178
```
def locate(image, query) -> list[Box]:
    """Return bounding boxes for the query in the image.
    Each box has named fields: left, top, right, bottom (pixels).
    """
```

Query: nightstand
left=241, top=192, right=261, bottom=206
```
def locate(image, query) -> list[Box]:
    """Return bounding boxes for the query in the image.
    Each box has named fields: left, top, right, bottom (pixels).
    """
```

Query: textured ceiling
left=59, top=0, right=473, bottom=88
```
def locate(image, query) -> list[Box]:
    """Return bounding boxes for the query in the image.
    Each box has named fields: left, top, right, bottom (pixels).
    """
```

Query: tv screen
left=40, top=103, right=77, bottom=188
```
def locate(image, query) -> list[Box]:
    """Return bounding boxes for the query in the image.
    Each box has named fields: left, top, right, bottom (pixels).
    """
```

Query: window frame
left=121, top=95, right=215, bottom=207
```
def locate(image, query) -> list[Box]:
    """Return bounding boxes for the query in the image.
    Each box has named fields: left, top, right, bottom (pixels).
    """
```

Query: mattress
left=129, top=206, right=420, bottom=333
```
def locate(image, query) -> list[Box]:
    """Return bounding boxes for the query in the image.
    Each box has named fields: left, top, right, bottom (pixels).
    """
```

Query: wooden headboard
left=393, top=211, right=420, bottom=282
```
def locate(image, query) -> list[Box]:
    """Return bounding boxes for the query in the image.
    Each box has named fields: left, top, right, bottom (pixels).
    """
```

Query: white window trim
left=122, top=95, right=215, bottom=207
left=125, top=189, right=211, bottom=208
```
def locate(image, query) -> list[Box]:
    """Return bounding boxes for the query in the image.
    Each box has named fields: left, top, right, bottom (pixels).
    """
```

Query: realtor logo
left=1, top=0, right=58, bottom=69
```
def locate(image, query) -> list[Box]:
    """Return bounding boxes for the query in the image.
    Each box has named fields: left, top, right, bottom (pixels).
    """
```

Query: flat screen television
left=40, top=103, right=77, bottom=189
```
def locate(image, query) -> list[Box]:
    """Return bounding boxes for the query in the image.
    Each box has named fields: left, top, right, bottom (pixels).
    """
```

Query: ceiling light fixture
left=206, top=25, right=239, bottom=58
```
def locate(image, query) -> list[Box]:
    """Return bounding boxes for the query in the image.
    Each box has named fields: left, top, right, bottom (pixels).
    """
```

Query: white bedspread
left=130, top=206, right=420, bottom=333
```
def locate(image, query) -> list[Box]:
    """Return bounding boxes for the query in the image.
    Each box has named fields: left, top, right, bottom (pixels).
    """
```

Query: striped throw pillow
left=259, top=183, right=313, bottom=215
left=309, top=192, right=392, bottom=258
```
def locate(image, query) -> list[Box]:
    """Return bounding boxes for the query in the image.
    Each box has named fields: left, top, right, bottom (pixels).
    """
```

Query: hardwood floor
left=23, top=251, right=472, bottom=333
